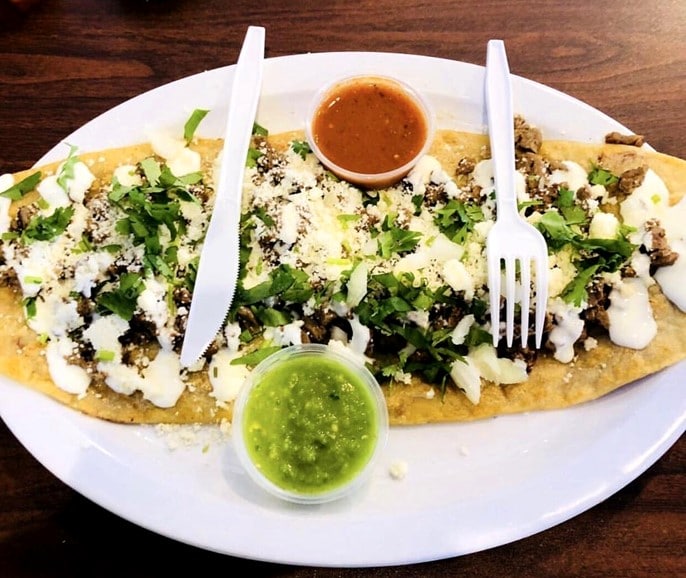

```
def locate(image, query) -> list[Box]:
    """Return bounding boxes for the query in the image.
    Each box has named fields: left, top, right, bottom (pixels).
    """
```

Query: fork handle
left=486, top=39, right=518, bottom=220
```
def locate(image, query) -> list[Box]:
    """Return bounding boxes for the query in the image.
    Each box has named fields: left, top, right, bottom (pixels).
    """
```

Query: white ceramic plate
left=1, top=52, right=684, bottom=567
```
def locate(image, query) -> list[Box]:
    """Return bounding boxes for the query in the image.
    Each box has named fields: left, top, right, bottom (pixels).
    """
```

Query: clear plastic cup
left=232, top=344, right=389, bottom=504
left=305, top=74, right=435, bottom=189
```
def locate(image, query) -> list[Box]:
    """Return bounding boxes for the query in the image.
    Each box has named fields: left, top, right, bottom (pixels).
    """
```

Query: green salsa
left=242, top=353, right=380, bottom=495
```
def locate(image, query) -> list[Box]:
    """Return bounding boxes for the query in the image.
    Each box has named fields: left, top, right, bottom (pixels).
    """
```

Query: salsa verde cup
left=232, top=343, right=389, bottom=504
left=305, top=74, right=435, bottom=189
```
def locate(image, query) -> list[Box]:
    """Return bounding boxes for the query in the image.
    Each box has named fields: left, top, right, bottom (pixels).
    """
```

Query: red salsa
left=311, top=77, right=429, bottom=176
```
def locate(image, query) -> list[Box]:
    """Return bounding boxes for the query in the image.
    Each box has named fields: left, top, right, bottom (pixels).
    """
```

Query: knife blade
left=180, top=26, right=265, bottom=367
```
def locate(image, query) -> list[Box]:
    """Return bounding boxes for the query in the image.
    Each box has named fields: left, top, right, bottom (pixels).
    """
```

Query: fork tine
left=534, top=256, right=549, bottom=348
left=520, top=257, right=531, bottom=348
left=505, top=256, right=516, bottom=347
left=488, top=255, right=501, bottom=347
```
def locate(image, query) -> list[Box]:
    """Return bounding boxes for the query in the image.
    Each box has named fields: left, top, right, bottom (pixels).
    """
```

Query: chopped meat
left=455, top=157, right=476, bottom=176
left=514, top=115, right=542, bottom=153
left=516, top=152, right=546, bottom=179
left=583, top=283, right=611, bottom=330
left=605, top=132, right=645, bottom=147
left=598, top=150, right=646, bottom=180
left=423, top=182, right=449, bottom=206
left=173, top=286, right=192, bottom=308
left=430, top=302, right=467, bottom=330
left=236, top=306, right=261, bottom=333
left=13, top=204, right=37, bottom=232
left=618, top=166, right=647, bottom=195
left=301, top=309, right=340, bottom=343
left=119, top=315, right=157, bottom=347
left=645, top=219, right=679, bottom=267
left=367, top=329, right=406, bottom=356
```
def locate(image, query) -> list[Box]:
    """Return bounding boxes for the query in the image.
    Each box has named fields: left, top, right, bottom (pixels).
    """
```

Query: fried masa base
left=1, top=132, right=685, bottom=425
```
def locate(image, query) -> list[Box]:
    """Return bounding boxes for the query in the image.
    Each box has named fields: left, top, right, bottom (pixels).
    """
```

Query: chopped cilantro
left=252, top=122, right=268, bottom=137
left=376, top=216, right=422, bottom=259
left=183, top=109, right=209, bottom=143
left=0, top=171, right=41, bottom=200
left=95, top=272, right=144, bottom=321
left=246, top=148, right=263, bottom=168
left=56, top=144, right=79, bottom=192
left=235, top=264, right=312, bottom=307
left=291, top=140, right=312, bottom=160
left=231, top=345, right=282, bottom=367
left=252, top=206, right=275, bottom=227
left=23, top=297, right=37, bottom=319
left=434, top=199, right=484, bottom=243
left=22, top=206, right=75, bottom=243
left=588, top=166, right=619, bottom=187
left=561, top=264, right=600, bottom=306
left=139, top=157, right=162, bottom=186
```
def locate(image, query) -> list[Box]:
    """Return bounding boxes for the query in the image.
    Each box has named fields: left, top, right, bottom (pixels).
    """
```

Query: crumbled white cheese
left=588, top=211, right=619, bottom=240
left=389, top=460, right=409, bottom=480
left=74, top=251, right=115, bottom=297
left=224, top=322, right=243, bottom=352
left=28, top=291, right=82, bottom=337
left=138, top=276, right=170, bottom=348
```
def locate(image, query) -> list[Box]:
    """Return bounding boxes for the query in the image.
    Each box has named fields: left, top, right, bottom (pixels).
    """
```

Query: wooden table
left=1, top=1, right=684, bottom=575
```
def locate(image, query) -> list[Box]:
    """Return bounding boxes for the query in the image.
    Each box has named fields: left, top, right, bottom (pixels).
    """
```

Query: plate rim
left=2, top=50, right=684, bottom=567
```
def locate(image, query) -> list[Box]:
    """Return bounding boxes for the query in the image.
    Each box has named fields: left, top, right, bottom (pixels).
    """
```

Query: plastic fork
left=485, top=39, right=548, bottom=348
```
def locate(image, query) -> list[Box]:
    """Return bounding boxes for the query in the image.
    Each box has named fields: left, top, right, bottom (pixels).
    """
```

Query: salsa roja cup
left=306, top=74, right=435, bottom=189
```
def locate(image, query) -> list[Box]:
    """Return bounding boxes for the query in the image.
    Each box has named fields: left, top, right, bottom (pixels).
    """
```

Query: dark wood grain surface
left=1, top=0, right=684, bottom=575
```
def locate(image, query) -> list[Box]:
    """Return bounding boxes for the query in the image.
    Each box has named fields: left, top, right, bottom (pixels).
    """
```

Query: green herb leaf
left=561, top=263, right=600, bottom=306
left=56, top=145, right=79, bottom=192
left=23, top=297, right=37, bottom=319
left=588, top=166, right=619, bottom=187
left=254, top=307, right=291, bottom=327
left=140, top=157, right=162, bottom=186
left=246, top=148, right=263, bottom=168
left=376, top=219, right=422, bottom=259
left=183, top=109, right=209, bottom=143
left=231, top=345, right=282, bottom=367
left=95, top=272, right=144, bottom=320
left=22, top=206, right=75, bottom=243
left=0, top=171, right=41, bottom=200
left=434, top=199, right=484, bottom=243
left=291, top=140, right=312, bottom=160
left=252, top=123, right=268, bottom=137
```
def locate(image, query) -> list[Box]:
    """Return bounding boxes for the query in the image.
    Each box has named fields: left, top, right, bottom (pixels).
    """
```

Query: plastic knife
left=180, top=26, right=265, bottom=367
